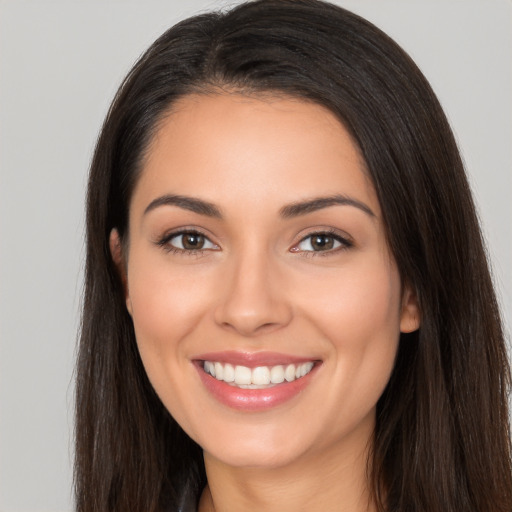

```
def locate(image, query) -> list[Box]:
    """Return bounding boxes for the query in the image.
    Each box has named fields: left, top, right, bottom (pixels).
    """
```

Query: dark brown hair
left=76, top=1, right=512, bottom=511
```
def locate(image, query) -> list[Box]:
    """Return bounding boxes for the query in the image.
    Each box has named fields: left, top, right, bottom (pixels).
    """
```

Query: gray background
left=0, top=1, right=510, bottom=510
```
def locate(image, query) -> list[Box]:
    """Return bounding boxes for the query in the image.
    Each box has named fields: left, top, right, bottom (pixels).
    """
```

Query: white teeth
left=302, top=361, right=314, bottom=375
left=252, top=366, right=271, bottom=386
left=234, top=365, right=252, bottom=385
left=284, top=364, right=296, bottom=382
left=204, top=361, right=215, bottom=377
left=223, top=363, right=235, bottom=382
left=214, top=362, right=224, bottom=381
left=270, top=365, right=285, bottom=384
left=203, top=360, right=315, bottom=388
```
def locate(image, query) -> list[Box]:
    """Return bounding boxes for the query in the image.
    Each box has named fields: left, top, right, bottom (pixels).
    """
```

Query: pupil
left=312, top=235, right=333, bottom=251
left=183, top=233, right=204, bottom=250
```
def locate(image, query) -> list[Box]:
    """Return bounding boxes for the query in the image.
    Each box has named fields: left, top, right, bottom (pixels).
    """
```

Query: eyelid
left=154, top=226, right=353, bottom=256
left=156, top=227, right=220, bottom=254
left=290, top=228, right=354, bottom=255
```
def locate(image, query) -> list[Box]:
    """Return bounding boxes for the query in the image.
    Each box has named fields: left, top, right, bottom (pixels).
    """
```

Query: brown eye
left=295, top=232, right=351, bottom=253
left=165, top=231, right=218, bottom=252
left=182, top=233, right=205, bottom=250
left=310, top=235, right=335, bottom=251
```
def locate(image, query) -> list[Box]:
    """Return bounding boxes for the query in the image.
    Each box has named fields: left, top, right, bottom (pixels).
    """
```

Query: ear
left=109, top=228, right=132, bottom=315
left=400, top=284, right=420, bottom=333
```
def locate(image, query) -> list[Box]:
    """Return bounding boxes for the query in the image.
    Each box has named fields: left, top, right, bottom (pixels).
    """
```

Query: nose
left=213, top=249, right=293, bottom=337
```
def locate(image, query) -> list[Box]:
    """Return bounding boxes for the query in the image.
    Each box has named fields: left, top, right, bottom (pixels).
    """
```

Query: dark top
left=176, top=476, right=199, bottom=512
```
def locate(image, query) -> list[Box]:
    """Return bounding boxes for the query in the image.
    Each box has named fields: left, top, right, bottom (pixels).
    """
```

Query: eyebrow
left=143, top=193, right=375, bottom=219
left=279, top=194, right=375, bottom=218
left=144, top=194, right=223, bottom=218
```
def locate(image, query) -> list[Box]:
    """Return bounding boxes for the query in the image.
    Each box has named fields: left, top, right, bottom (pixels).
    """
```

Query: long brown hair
left=76, top=1, right=512, bottom=510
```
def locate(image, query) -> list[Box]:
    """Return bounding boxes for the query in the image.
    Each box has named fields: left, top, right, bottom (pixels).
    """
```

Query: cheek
left=297, top=258, right=401, bottom=402
left=125, top=257, right=220, bottom=432
left=301, top=256, right=401, bottom=340
left=129, top=257, right=211, bottom=327
left=126, top=256, right=215, bottom=372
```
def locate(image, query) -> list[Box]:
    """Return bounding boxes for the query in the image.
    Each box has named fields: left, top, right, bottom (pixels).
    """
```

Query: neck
left=198, top=427, right=376, bottom=512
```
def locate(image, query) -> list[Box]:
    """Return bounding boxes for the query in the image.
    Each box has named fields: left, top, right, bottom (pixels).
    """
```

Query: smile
left=203, top=361, right=315, bottom=389
left=194, top=352, right=321, bottom=411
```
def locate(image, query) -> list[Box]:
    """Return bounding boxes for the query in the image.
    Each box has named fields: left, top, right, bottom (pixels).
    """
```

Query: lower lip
left=195, top=362, right=319, bottom=411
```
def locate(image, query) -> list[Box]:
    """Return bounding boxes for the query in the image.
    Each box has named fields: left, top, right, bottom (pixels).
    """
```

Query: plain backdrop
left=0, top=1, right=510, bottom=510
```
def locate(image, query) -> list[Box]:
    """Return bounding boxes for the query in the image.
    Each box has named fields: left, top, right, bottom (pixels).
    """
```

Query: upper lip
left=192, top=351, right=321, bottom=368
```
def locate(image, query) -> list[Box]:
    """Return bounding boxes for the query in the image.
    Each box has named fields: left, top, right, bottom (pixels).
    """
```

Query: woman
left=75, top=1, right=512, bottom=511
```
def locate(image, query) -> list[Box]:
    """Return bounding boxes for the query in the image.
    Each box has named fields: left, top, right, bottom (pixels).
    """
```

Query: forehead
left=132, top=92, right=379, bottom=218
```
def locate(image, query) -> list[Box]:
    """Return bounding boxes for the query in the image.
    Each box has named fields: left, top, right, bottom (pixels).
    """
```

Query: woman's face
left=113, top=93, right=419, bottom=469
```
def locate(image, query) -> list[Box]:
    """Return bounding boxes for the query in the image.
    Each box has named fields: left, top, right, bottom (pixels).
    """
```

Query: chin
left=204, top=436, right=307, bottom=469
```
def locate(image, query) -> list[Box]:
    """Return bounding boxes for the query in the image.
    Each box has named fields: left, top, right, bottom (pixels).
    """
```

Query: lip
left=193, top=350, right=318, bottom=368
left=192, top=351, right=321, bottom=412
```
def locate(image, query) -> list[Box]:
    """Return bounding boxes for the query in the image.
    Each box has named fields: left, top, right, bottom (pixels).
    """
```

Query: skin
left=111, top=93, right=420, bottom=512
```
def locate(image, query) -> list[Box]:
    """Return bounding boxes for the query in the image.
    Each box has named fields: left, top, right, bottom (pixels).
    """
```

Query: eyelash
left=292, top=229, right=353, bottom=258
left=156, top=229, right=218, bottom=256
left=156, top=228, right=353, bottom=257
